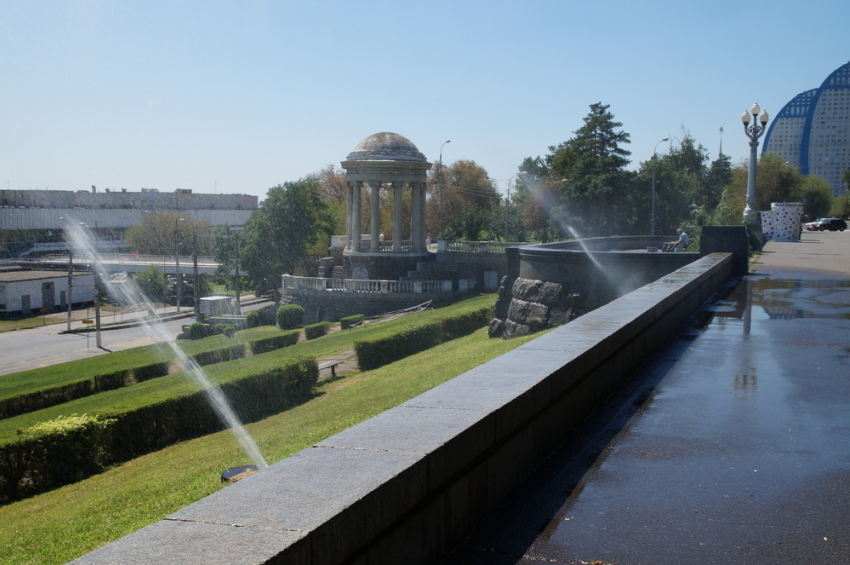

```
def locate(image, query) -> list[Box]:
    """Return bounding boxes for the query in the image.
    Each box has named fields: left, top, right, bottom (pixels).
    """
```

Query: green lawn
left=0, top=323, right=539, bottom=565
left=0, top=325, right=285, bottom=404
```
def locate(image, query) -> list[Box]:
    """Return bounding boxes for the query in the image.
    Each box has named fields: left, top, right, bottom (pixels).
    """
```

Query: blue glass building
left=762, top=62, right=850, bottom=196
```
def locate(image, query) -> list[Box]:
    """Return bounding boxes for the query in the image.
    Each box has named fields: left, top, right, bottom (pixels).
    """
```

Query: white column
left=411, top=181, right=427, bottom=252
left=392, top=181, right=403, bottom=252
left=352, top=181, right=362, bottom=252
left=411, top=182, right=421, bottom=253
left=369, top=180, right=381, bottom=252
left=345, top=181, right=354, bottom=250
left=419, top=180, right=428, bottom=251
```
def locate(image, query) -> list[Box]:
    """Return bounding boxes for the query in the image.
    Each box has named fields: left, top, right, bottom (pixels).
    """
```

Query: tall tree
left=240, top=178, right=332, bottom=299
left=546, top=102, right=632, bottom=236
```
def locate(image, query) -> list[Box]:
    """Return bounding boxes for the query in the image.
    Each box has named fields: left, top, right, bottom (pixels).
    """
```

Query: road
left=447, top=229, right=850, bottom=565
left=0, top=297, right=272, bottom=376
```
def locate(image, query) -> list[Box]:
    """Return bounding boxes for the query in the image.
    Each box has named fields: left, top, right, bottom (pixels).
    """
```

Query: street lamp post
left=651, top=137, right=669, bottom=236
left=229, top=226, right=243, bottom=314
left=439, top=139, right=451, bottom=237
left=741, top=102, right=769, bottom=223
left=175, top=218, right=186, bottom=312
left=505, top=175, right=517, bottom=242
left=192, top=232, right=200, bottom=322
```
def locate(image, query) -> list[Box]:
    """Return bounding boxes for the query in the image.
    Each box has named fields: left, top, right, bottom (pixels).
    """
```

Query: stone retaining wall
left=71, top=252, right=733, bottom=565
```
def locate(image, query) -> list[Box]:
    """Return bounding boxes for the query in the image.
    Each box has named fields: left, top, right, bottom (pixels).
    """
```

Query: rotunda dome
left=346, top=132, right=427, bottom=162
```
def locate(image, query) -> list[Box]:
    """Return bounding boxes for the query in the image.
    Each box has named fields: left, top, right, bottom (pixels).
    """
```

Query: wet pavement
left=446, top=232, right=850, bottom=565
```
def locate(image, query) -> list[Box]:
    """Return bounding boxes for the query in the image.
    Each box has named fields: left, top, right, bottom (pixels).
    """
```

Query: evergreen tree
left=546, top=102, right=632, bottom=236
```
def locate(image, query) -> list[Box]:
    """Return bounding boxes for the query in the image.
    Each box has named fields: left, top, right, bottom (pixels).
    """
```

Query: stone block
left=403, top=358, right=554, bottom=443
left=316, top=405, right=494, bottom=492
left=547, top=306, right=573, bottom=327
left=168, top=447, right=426, bottom=565
left=68, top=519, right=309, bottom=565
left=525, top=301, right=549, bottom=328
left=503, top=319, right=530, bottom=339
left=511, top=277, right=543, bottom=302
left=538, top=281, right=564, bottom=305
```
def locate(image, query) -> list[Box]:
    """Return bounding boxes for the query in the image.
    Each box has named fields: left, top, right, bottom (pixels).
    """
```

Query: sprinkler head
left=221, top=465, right=260, bottom=483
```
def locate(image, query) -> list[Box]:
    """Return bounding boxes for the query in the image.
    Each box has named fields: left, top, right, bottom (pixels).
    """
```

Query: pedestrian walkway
left=447, top=230, right=850, bottom=565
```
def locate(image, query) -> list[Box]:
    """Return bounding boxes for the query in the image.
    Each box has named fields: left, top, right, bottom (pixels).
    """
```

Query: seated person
left=671, top=229, right=688, bottom=251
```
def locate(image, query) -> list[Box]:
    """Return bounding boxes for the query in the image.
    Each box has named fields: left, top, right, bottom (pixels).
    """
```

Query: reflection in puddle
left=694, top=276, right=850, bottom=335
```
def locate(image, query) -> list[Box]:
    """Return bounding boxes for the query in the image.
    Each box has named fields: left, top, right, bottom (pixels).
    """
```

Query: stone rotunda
left=340, top=132, right=432, bottom=261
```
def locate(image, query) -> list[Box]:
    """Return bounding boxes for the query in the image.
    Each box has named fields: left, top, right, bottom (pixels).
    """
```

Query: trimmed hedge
left=304, top=321, right=332, bottom=341
left=0, top=358, right=318, bottom=504
left=277, top=305, right=304, bottom=330
left=2, top=414, right=117, bottom=502
left=189, top=345, right=247, bottom=367
left=0, top=362, right=170, bottom=420
left=354, top=305, right=492, bottom=371
left=1, top=327, right=305, bottom=421
left=355, top=322, right=442, bottom=371
left=340, top=314, right=365, bottom=330
left=249, top=330, right=300, bottom=355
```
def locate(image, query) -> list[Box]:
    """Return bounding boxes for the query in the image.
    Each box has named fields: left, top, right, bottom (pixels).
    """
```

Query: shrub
left=340, top=314, right=365, bottom=330
left=277, top=305, right=305, bottom=330
left=245, top=310, right=262, bottom=328
left=2, top=414, right=116, bottom=502
left=187, top=322, right=211, bottom=340
left=305, top=321, right=332, bottom=341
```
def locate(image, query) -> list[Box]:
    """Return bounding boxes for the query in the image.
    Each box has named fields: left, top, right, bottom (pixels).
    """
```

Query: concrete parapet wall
left=71, top=253, right=733, bottom=565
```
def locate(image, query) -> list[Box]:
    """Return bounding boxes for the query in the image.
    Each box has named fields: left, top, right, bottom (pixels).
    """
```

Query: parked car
left=804, top=217, right=845, bottom=231
left=818, top=218, right=847, bottom=231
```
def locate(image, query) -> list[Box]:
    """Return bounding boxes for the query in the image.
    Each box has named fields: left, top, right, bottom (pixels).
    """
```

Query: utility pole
left=193, top=232, right=200, bottom=322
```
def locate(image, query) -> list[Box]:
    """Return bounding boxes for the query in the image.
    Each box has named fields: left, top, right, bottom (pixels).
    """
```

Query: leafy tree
left=134, top=266, right=166, bottom=303
left=315, top=164, right=348, bottom=236
left=704, top=153, right=732, bottom=210
left=799, top=176, right=833, bottom=220
left=125, top=212, right=213, bottom=256
left=240, top=178, right=333, bottom=300
left=426, top=159, right=501, bottom=239
left=833, top=194, right=850, bottom=219
left=714, top=153, right=832, bottom=223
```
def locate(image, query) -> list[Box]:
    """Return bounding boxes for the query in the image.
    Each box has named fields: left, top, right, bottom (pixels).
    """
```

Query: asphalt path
left=447, top=229, right=850, bottom=565
left=0, top=298, right=272, bottom=376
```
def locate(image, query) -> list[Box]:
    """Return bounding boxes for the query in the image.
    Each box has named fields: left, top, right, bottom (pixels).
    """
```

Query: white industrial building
left=0, top=269, right=95, bottom=316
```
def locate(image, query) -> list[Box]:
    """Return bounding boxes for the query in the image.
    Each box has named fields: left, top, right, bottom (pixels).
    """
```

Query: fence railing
left=36, top=253, right=219, bottom=266
left=355, top=240, right=414, bottom=253
left=440, top=240, right=528, bottom=254
left=282, top=275, right=454, bottom=295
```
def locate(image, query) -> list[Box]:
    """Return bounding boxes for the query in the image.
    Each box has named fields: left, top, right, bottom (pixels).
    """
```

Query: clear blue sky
left=1, top=0, right=848, bottom=202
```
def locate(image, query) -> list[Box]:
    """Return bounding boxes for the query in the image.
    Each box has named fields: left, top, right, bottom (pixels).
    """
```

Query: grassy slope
left=0, top=325, right=539, bottom=565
